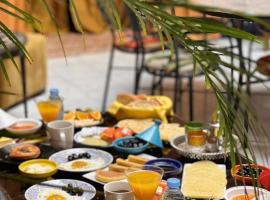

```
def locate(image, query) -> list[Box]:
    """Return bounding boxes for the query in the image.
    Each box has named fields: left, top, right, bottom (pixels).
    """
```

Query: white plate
left=74, top=127, right=112, bottom=148
left=25, top=179, right=96, bottom=200
left=181, top=163, right=226, bottom=199
left=225, top=186, right=270, bottom=200
left=83, top=153, right=157, bottom=185
left=49, top=148, right=113, bottom=173
left=6, top=118, right=42, bottom=135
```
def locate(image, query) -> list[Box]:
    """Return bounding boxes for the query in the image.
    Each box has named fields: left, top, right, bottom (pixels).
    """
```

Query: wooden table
left=0, top=143, right=242, bottom=200
left=0, top=114, right=245, bottom=200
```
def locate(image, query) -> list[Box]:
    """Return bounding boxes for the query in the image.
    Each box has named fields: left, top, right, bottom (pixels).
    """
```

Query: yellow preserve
left=127, top=170, right=162, bottom=200
left=37, top=101, right=61, bottom=123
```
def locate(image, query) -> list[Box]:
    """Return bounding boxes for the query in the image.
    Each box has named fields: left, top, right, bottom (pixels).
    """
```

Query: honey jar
left=185, top=122, right=206, bottom=153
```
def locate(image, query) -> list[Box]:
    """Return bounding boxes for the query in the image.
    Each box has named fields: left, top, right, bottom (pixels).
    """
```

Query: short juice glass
left=125, top=165, right=164, bottom=200
left=36, top=99, right=61, bottom=123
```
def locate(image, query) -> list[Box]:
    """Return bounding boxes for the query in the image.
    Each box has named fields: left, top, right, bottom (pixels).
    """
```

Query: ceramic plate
left=74, top=127, right=112, bottom=148
left=225, top=186, right=270, bottom=200
left=25, top=179, right=96, bottom=200
left=5, top=118, right=42, bottom=135
left=49, top=148, right=113, bottom=173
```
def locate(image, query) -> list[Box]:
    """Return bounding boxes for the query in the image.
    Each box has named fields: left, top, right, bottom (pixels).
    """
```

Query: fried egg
left=59, top=158, right=104, bottom=171
left=37, top=189, right=76, bottom=200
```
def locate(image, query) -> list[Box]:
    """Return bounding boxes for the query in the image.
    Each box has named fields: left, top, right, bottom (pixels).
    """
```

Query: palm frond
left=38, top=0, right=67, bottom=62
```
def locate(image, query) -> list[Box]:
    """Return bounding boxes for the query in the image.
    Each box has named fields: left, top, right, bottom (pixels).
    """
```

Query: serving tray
left=170, top=135, right=239, bottom=160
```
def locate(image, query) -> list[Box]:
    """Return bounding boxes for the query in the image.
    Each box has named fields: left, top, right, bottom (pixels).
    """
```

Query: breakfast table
left=0, top=126, right=246, bottom=200
left=0, top=148, right=241, bottom=200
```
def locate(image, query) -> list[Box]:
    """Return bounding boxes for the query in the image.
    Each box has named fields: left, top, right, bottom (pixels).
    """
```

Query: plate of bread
left=107, top=93, right=173, bottom=122
left=117, top=118, right=185, bottom=141
left=181, top=161, right=227, bottom=199
left=83, top=154, right=156, bottom=184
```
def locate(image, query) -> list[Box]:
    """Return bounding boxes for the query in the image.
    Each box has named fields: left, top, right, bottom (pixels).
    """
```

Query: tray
left=170, top=135, right=239, bottom=160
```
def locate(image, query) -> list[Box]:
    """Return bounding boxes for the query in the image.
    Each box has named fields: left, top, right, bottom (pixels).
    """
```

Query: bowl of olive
left=231, top=164, right=269, bottom=183
left=112, top=136, right=149, bottom=155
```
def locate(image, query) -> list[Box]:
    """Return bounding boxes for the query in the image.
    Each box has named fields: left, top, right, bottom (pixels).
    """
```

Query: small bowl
left=6, top=119, right=42, bottom=135
left=260, top=170, right=270, bottom=191
left=225, top=186, right=270, bottom=200
left=231, top=164, right=269, bottom=183
left=145, top=158, right=183, bottom=179
left=19, top=159, right=57, bottom=179
left=113, top=136, right=149, bottom=155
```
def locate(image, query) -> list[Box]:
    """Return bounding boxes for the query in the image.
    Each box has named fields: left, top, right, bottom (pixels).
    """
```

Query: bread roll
left=116, top=93, right=137, bottom=105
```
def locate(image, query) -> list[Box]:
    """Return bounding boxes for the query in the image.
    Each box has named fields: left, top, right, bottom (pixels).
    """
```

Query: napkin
left=0, top=109, right=17, bottom=130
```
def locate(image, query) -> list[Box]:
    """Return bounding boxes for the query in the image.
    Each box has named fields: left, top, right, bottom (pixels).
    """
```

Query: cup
left=104, top=181, right=134, bottom=200
left=46, top=120, right=74, bottom=150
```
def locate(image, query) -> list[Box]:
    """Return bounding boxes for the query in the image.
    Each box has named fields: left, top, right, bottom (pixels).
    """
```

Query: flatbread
left=182, top=161, right=227, bottom=199
left=117, top=119, right=184, bottom=141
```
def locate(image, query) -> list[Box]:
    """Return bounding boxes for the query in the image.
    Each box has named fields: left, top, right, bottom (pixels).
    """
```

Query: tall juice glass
left=126, top=165, right=164, bottom=200
left=36, top=99, right=61, bottom=123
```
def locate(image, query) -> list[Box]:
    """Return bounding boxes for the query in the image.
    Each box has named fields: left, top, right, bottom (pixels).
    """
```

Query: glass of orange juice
left=125, top=165, right=164, bottom=200
left=36, top=99, right=61, bottom=123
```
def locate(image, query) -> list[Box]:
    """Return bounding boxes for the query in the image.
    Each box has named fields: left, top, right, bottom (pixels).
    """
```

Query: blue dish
left=145, top=158, right=183, bottom=179
left=113, top=136, right=149, bottom=155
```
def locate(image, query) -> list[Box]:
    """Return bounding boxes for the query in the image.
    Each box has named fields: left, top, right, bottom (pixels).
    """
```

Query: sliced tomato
left=117, top=127, right=134, bottom=137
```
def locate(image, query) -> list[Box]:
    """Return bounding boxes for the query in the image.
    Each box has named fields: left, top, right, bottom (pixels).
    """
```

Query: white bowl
left=225, top=186, right=270, bottom=200
left=6, top=118, right=42, bottom=135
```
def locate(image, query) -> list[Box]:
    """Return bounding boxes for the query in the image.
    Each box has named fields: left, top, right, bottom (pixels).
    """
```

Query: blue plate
left=145, top=158, right=183, bottom=179
left=113, top=136, right=149, bottom=155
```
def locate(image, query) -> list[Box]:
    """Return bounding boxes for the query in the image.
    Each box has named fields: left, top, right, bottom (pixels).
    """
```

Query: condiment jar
left=185, top=122, right=206, bottom=153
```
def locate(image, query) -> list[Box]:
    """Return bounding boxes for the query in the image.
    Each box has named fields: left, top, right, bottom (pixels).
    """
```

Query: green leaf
left=39, top=0, right=67, bottom=63
left=0, top=60, right=11, bottom=86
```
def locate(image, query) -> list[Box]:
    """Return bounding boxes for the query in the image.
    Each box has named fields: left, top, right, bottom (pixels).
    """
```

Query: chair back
left=96, top=1, right=145, bottom=51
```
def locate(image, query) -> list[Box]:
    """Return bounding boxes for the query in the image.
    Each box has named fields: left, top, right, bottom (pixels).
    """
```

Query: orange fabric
left=0, top=0, right=27, bottom=31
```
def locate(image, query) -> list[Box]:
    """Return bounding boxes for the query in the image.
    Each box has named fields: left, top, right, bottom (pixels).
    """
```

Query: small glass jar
left=185, top=122, right=207, bottom=153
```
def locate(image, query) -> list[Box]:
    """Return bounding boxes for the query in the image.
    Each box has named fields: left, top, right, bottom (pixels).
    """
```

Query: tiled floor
left=7, top=33, right=270, bottom=166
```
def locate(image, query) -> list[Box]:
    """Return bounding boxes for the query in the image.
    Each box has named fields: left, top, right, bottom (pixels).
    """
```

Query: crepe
left=117, top=119, right=184, bottom=141
left=182, top=161, right=227, bottom=199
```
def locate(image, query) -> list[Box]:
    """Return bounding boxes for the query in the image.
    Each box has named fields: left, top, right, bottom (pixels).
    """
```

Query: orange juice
left=127, top=170, right=162, bottom=200
left=37, top=101, right=61, bottom=123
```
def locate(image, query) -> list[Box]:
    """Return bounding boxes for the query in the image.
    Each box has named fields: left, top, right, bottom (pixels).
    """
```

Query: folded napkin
left=0, top=109, right=17, bottom=130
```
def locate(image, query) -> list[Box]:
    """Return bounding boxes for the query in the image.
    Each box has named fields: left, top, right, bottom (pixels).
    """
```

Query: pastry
left=9, top=144, right=41, bottom=160
left=116, top=158, right=143, bottom=168
left=116, top=93, right=137, bottom=105
left=117, top=119, right=185, bottom=141
left=108, top=164, right=128, bottom=173
left=96, top=169, right=125, bottom=183
left=128, top=155, right=149, bottom=165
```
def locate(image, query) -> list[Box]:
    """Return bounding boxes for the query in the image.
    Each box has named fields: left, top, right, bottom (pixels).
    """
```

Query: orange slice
left=89, top=112, right=102, bottom=121
left=76, top=111, right=89, bottom=120
left=64, top=112, right=76, bottom=120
